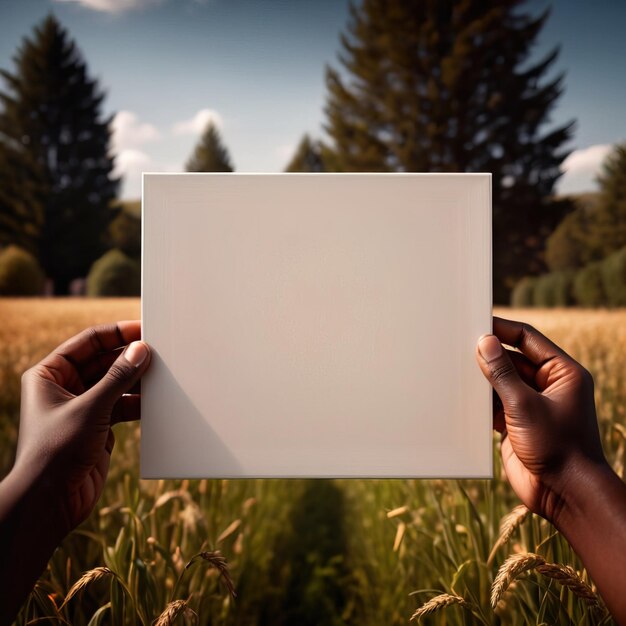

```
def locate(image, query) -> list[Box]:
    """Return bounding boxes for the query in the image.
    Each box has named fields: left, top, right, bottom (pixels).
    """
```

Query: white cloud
left=172, top=109, right=223, bottom=136
left=113, top=148, right=154, bottom=179
left=558, top=143, right=614, bottom=194
left=112, top=111, right=160, bottom=152
left=113, top=149, right=181, bottom=198
left=54, top=0, right=162, bottom=13
left=562, top=144, right=613, bottom=175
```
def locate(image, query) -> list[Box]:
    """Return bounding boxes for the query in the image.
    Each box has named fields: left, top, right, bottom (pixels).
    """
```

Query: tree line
left=512, top=143, right=626, bottom=307
left=0, top=1, right=586, bottom=303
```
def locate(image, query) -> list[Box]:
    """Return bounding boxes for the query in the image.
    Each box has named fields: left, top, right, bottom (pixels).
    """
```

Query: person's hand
left=475, top=316, right=606, bottom=525
left=13, top=321, right=151, bottom=537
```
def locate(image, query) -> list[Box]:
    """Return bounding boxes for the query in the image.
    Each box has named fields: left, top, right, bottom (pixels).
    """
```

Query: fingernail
left=478, top=335, right=502, bottom=362
left=124, top=341, right=148, bottom=367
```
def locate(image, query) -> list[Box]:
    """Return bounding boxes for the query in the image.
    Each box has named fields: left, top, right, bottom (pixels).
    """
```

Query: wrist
left=549, top=453, right=619, bottom=531
left=5, top=459, right=70, bottom=546
left=0, top=463, right=67, bottom=625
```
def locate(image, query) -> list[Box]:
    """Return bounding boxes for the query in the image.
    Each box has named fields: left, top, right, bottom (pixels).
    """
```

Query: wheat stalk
left=488, top=505, right=530, bottom=564
left=536, top=563, right=601, bottom=607
left=492, top=553, right=603, bottom=610
left=387, top=505, right=409, bottom=519
left=217, top=519, right=242, bottom=543
left=154, top=599, right=197, bottom=626
left=491, top=553, right=546, bottom=608
left=60, top=567, right=114, bottom=607
left=410, top=594, right=471, bottom=622
left=186, top=550, right=236, bottom=598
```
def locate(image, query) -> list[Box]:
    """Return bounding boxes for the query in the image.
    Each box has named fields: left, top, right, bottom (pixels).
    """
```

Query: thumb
left=476, top=334, right=534, bottom=416
left=85, top=341, right=151, bottom=409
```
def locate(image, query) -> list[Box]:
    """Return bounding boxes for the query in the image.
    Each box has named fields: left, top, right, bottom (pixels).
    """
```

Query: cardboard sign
left=141, top=173, right=492, bottom=478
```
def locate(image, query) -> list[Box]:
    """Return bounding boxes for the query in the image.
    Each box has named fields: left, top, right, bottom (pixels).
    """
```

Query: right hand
left=475, top=316, right=607, bottom=524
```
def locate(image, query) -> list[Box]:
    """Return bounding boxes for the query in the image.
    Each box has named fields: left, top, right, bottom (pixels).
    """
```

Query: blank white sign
left=141, top=173, right=492, bottom=478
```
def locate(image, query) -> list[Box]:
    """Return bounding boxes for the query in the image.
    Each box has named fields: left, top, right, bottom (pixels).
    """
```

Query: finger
left=28, top=352, right=85, bottom=394
left=476, top=334, right=538, bottom=415
left=105, top=428, right=116, bottom=454
left=111, top=394, right=141, bottom=424
left=35, top=322, right=141, bottom=390
left=493, top=349, right=538, bottom=432
left=81, top=349, right=124, bottom=388
left=493, top=317, right=570, bottom=368
left=493, top=389, right=505, bottom=433
left=82, top=341, right=151, bottom=410
left=40, top=321, right=141, bottom=376
left=507, top=349, right=539, bottom=390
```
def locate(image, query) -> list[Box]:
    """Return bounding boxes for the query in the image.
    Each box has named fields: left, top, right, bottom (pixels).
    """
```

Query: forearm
left=553, top=458, right=626, bottom=625
left=0, top=465, right=66, bottom=625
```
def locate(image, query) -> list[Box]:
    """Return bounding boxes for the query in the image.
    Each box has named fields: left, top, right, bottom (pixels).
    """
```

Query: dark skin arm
left=0, top=321, right=151, bottom=625
left=476, top=316, right=626, bottom=625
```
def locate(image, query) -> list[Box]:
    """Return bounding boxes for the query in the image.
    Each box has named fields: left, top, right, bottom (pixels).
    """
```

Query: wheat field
left=0, top=298, right=624, bottom=625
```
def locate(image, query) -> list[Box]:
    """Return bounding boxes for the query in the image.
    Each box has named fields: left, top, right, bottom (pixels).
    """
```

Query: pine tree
left=322, top=0, right=575, bottom=303
left=285, top=134, right=326, bottom=172
left=185, top=121, right=234, bottom=172
left=591, top=143, right=626, bottom=257
left=0, top=14, right=119, bottom=294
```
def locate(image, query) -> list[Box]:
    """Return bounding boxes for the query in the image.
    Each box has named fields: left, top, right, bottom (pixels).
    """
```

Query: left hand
left=14, top=321, right=151, bottom=536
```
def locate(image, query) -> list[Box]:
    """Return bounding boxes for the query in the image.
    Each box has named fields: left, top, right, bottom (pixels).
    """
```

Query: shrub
left=601, top=245, right=626, bottom=307
left=0, top=245, right=45, bottom=296
left=510, top=276, right=537, bottom=307
left=531, top=271, right=575, bottom=308
left=86, top=249, right=140, bottom=297
left=573, top=262, right=607, bottom=307
left=109, top=209, right=141, bottom=258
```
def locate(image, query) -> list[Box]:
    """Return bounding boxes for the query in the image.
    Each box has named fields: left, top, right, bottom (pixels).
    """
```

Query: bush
left=601, top=245, right=626, bottom=307
left=531, top=271, right=575, bottom=308
left=109, top=210, right=141, bottom=258
left=510, top=276, right=537, bottom=307
left=573, top=262, right=607, bottom=307
left=86, top=249, right=140, bottom=296
left=0, top=245, right=45, bottom=296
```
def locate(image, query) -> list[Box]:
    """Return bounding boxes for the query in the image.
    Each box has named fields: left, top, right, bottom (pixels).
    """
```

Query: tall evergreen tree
left=592, top=143, right=626, bottom=257
left=285, top=134, right=326, bottom=172
left=0, top=14, right=119, bottom=294
left=322, top=0, right=575, bottom=303
left=185, top=121, right=234, bottom=172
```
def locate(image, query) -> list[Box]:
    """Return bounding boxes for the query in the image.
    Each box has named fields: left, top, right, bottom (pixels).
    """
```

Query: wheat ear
left=154, top=599, right=197, bottom=626
left=492, top=553, right=603, bottom=610
left=488, top=504, right=530, bottom=564
left=60, top=567, right=114, bottom=607
left=186, top=550, right=236, bottom=598
left=536, top=563, right=600, bottom=607
left=491, top=553, right=546, bottom=608
left=410, top=594, right=471, bottom=622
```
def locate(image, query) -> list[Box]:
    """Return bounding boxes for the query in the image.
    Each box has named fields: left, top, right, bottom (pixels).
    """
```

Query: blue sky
left=1, top=0, right=625, bottom=199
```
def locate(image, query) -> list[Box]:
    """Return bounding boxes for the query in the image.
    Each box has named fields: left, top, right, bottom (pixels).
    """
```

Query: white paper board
left=141, top=173, right=492, bottom=478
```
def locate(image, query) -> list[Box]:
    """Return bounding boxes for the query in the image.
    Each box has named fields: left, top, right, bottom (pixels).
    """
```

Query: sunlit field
left=1, top=299, right=624, bottom=625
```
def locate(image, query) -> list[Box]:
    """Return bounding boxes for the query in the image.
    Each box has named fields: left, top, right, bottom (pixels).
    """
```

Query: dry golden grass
left=1, top=300, right=625, bottom=625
